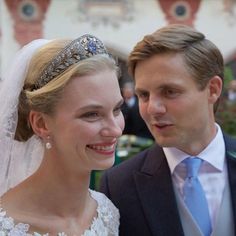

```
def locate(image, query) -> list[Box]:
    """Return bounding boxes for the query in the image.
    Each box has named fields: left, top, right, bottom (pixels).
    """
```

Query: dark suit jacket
left=100, top=134, right=236, bottom=236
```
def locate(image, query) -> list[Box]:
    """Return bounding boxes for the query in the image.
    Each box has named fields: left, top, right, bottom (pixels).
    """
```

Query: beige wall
left=1, top=0, right=236, bottom=78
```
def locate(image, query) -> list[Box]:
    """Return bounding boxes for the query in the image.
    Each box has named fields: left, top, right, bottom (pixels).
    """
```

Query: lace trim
left=0, top=190, right=119, bottom=236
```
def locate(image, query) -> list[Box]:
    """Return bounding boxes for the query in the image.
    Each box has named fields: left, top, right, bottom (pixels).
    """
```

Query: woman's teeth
left=88, top=144, right=114, bottom=151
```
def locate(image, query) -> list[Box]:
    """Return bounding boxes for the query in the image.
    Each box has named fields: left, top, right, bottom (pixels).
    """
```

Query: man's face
left=134, top=53, right=220, bottom=155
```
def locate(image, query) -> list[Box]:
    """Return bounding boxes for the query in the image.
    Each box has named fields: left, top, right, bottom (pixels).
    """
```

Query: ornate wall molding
left=157, top=0, right=201, bottom=27
left=223, top=0, right=236, bottom=25
left=5, top=0, right=51, bottom=46
left=77, top=0, right=134, bottom=28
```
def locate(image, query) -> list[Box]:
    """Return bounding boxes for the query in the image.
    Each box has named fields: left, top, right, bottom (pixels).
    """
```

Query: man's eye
left=164, top=89, right=179, bottom=98
left=138, top=92, right=148, bottom=97
left=137, top=92, right=149, bottom=101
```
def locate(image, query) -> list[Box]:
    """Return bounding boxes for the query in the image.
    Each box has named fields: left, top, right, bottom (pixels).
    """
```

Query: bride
left=0, top=34, right=124, bottom=235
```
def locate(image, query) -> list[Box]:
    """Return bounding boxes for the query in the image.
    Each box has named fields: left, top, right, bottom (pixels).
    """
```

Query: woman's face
left=45, top=69, right=124, bottom=173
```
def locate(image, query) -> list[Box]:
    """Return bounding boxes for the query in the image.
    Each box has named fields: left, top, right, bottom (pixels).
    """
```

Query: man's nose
left=147, top=96, right=166, bottom=115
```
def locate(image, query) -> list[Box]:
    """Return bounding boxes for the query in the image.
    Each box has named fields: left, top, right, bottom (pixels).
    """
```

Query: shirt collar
left=164, top=123, right=225, bottom=174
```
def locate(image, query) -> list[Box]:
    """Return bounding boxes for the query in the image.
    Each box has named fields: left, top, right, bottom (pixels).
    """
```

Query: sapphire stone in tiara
left=88, top=41, right=97, bottom=53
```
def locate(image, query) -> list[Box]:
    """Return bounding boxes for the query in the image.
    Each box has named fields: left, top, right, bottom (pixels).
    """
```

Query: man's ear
left=207, top=75, right=223, bottom=104
left=29, top=110, right=50, bottom=139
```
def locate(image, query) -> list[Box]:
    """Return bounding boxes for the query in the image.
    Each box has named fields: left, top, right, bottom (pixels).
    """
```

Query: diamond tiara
left=33, top=34, right=109, bottom=90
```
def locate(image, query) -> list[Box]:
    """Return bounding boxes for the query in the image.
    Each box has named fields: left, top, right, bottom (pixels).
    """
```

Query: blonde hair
left=15, top=39, right=118, bottom=141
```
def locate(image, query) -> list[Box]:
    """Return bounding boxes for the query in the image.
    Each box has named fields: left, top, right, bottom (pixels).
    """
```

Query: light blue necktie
left=183, top=158, right=212, bottom=236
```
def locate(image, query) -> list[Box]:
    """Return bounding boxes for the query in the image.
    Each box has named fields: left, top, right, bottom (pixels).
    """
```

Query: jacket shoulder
left=106, top=144, right=159, bottom=179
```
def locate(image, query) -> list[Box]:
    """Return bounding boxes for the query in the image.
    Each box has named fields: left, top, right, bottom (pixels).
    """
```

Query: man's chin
left=153, top=137, right=175, bottom=147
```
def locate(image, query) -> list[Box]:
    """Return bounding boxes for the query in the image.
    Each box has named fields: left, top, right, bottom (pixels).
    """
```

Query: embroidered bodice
left=0, top=190, right=119, bottom=236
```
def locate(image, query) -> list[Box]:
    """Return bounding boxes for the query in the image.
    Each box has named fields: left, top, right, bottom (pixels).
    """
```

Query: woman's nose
left=101, top=117, right=124, bottom=138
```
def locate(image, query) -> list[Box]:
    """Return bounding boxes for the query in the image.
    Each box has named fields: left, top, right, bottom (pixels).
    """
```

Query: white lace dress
left=0, top=190, right=119, bottom=236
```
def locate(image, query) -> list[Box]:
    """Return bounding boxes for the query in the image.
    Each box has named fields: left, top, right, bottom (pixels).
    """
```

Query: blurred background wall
left=0, top=0, right=236, bottom=136
left=0, top=0, right=236, bottom=77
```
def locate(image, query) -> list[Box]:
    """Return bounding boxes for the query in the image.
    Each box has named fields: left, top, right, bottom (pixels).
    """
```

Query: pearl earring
left=45, top=136, right=52, bottom=149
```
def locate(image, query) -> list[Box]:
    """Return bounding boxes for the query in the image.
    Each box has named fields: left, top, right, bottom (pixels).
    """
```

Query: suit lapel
left=133, top=145, right=184, bottom=236
left=224, top=134, right=236, bottom=235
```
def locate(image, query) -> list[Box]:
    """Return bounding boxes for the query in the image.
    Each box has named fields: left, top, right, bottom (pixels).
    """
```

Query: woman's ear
left=29, top=110, right=50, bottom=139
left=207, top=75, right=223, bottom=104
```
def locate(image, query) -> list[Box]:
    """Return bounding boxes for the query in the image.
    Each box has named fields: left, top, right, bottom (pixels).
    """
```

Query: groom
left=100, top=24, right=236, bottom=236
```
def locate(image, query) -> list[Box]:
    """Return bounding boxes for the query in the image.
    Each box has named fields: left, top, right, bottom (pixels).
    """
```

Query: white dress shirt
left=163, top=124, right=226, bottom=228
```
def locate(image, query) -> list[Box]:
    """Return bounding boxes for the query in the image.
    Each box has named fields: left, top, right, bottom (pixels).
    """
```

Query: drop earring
left=45, top=136, right=52, bottom=149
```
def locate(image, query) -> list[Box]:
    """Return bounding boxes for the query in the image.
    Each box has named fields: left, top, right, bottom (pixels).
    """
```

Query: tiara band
left=33, top=34, right=109, bottom=90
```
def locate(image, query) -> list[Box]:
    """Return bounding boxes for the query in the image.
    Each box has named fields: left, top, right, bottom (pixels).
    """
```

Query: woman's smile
left=87, top=142, right=117, bottom=155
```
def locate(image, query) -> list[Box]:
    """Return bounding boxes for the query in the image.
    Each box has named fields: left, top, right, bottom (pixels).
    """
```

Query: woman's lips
left=87, top=142, right=116, bottom=155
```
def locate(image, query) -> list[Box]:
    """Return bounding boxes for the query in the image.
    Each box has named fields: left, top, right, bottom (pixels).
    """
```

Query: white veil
left=0, top=39, right=50, bottom=195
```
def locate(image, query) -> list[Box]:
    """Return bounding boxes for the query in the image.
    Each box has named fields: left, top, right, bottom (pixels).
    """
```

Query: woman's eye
left=113, top=106, right=121, bottom=116
left=81, top=112, right=100, bottom=120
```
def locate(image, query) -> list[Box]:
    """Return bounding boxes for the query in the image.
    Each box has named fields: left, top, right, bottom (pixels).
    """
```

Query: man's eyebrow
left=135, top=88, right=148, bottom=94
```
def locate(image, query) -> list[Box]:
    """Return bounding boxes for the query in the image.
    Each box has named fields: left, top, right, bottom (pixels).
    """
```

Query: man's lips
left=152, top=123, right=174, bottom=130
